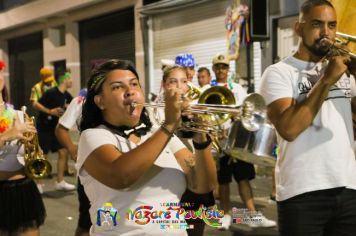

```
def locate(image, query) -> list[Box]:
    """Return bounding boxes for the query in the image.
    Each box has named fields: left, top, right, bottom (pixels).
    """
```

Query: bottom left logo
left=96, top=202, right=120, bottom=228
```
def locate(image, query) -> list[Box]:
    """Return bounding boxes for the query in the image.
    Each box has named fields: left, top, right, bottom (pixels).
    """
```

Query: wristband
left=193, top=135, right=212, bottom=150
left=161, top=124, right=174, bottom=137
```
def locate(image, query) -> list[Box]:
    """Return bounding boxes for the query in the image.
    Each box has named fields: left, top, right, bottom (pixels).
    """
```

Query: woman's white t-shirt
left=76, top=126, right=188, bottom=235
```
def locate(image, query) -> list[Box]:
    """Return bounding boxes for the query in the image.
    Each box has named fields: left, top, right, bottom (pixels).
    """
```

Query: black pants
left=77, top=178, right=91, bottom=230
left=278, top=187, right=356, bottom=236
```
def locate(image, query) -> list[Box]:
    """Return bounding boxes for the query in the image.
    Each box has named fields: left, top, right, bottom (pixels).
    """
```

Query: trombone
left=321, top=32, right=356, bottom=59
left=132, top=86, right=267, bottom=135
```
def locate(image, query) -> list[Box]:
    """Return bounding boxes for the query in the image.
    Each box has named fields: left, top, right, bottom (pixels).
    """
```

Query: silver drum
left=224, top=121, right=277, bottom=167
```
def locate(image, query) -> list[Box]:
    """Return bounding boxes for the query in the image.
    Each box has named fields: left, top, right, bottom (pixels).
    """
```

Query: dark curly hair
left=80, top=59, right=152, bottom=132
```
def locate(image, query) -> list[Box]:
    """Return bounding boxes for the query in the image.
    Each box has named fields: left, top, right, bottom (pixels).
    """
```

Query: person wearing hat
left=212, top=53, right=276, bottom=230
left=30, top=67, right=74, bottom=192
left=175, top=53, right=197, bottom=82
left=30, top=67, right=58, bottom=113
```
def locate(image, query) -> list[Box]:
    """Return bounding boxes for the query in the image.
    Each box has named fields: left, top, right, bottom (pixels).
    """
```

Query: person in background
left=175, top=53, right=197, bottom=82
left=0, top=60, right=46, bottom=236
left=55, top=88, right=90, bottom=236
left=30, top=67, right=58, bottom=112
left=55, top=59, right=108, bottom=236
left=259, top=1, right=356, bottom=235
left=197, top=67, right=212, bottom=91
left=76, top=59, right=217, bottom=235
left=212, top=53, right=276, bottom=230
left=37, top=72, right=75, bottom=191
left=160, top=65, right=216, bottom=236
left=30, top=67, right=59, bottom=193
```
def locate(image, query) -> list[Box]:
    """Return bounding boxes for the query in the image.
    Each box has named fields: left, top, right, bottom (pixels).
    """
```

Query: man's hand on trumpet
left=323, top=54, right=351, bottom=85
left=322, top=37, right=356, bottom=78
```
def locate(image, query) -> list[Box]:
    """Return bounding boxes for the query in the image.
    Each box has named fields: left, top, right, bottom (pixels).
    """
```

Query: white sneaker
left=249, top=214, right=276, bottom=228
left=55, top=180, right=76, bottom=191
left=36, top=183, right=44, bottom=194
left=218, top=214, right=231, bottom=230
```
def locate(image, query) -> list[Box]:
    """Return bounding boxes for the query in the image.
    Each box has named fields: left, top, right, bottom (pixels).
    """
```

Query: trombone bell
left=197, top=86, right=236, bottom=125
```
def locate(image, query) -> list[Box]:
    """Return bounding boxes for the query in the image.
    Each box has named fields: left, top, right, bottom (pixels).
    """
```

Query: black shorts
left=217, top=155, right=255, bottom=184
left=180, top=189, right=215, bottom=226
left=180, top=189, right=215, bottom=211
left=38, top=130, right=63, bottom=154
left=0, top=177, right=46, bottom=233
left=77, top=178, right=92, bottom=230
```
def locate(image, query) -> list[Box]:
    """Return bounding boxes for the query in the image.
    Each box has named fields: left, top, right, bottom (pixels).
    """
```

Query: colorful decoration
left=0, top=104, right=15, bottom=133
left=0, top=60, right=6, bottom=71
left=77, top=88, right=87, bottom=104
left=175, top=54, right=196, bottom=68
left=225, top=2, right=251, bottom=60
left=58, top=72, right=71, bottom=84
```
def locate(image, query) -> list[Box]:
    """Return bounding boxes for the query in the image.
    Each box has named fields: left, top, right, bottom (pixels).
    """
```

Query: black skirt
left=0, top=177, right=46, bottom=233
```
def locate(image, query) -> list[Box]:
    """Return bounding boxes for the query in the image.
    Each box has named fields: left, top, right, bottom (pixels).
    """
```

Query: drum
left=224, top=121, right=277, bottom=167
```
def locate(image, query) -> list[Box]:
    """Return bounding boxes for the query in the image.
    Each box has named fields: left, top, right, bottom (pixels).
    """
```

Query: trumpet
left=21, top=106, right=52, bottom=179
left=336, top=32, right=356, bottom=43
left=132, top=86, right=267, bottom=135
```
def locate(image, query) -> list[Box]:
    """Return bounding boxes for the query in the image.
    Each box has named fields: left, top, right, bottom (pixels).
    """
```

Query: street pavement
left=40, top=152, right=279, bottom=236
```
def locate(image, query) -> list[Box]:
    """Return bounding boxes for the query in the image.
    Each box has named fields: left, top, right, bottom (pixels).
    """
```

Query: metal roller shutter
left=8, top=32, right=43, bottom=115
left=151, top=0, right=235, bottom=94
left=79, top=7, right=135, bottom=86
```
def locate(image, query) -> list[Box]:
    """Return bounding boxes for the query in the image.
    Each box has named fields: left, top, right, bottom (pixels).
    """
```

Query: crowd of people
left=0, top=0, right=355, bottom=236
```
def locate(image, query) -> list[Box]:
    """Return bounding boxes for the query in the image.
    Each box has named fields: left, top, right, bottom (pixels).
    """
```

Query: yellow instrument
left=185, top=82, right=201, bottom=100
left=21, top=106, right=52, bottom=179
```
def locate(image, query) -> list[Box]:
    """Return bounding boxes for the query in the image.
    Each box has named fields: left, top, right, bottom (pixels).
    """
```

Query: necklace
left=0, top=104, right=15, bottom=133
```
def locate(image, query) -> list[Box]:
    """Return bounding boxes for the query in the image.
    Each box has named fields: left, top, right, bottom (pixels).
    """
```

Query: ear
left=295, top=21, right=302, bottom=37
left=94, top=95, right=104, bottom=110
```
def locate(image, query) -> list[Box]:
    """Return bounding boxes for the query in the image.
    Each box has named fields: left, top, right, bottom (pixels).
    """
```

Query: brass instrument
left=21, top=106, right=52, bottom=179
left=336, top=32, right=356, bottom=43
left=132, top=86, right=266, bottom=135
left=185, top=82, right=201, bottom=100
left=321, top=35, right=356, bottom=59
